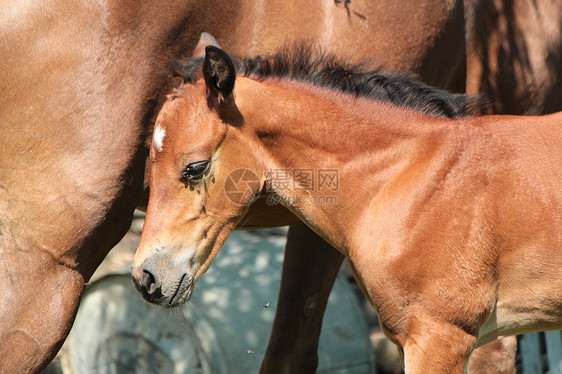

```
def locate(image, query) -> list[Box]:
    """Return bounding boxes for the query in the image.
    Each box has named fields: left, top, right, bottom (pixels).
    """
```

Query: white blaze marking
left=153, top=125, right=166, bottom=152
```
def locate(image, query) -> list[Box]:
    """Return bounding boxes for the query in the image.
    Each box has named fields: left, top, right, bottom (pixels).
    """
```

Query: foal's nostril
left=132, top=267, right=164, bottom=304
left=141, top=269, right=158, bottom=295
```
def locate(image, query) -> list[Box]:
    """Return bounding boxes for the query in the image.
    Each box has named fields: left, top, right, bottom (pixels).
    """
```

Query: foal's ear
left=203, top=46, right=236, bottom=106
left=191, top=32, right=221, bottom=58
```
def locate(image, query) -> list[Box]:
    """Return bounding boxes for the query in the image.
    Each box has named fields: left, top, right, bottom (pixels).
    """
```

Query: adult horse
left=132, top=45, right=562, bottom=373
left=0, top=1, right=467, bottom=372
left=466, top=0, right=562, bottom=115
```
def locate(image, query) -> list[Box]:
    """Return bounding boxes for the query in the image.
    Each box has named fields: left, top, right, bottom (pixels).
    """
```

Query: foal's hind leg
left=401, top=319, right=477, bottom=374
left=467, top=337, right=517, bottom=374
left=260, top=224, right=345, bottom=374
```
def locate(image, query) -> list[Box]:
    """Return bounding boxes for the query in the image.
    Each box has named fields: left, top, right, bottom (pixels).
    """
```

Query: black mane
left=175, top=45, right=482, bottom=118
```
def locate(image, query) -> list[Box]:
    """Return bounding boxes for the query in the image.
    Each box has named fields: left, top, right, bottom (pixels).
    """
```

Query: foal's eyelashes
left=182, top=160, right=210, bottom=180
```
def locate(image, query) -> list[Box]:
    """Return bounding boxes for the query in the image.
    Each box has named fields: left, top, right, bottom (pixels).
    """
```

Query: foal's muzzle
left=132, top=262, right=193, bottom=308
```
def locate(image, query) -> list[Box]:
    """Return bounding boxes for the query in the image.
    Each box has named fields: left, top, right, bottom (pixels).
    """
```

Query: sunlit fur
left=135, top=46, right=561, bottom=373
left=4, top=1, right=561, bottom=372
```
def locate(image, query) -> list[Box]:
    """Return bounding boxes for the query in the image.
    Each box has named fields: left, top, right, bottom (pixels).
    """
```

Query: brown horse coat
left=2, top=0, right=561, bottom=371
left=133, top=47, right=561, bottom=373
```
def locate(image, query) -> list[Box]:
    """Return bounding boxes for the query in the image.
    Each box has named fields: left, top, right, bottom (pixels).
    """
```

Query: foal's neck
left=237, top=78, right=454, bottom=252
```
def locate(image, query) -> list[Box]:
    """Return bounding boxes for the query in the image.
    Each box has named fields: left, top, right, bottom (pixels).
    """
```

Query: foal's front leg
left=260, top=224, right=345, bottom=374
left=401, top=317, right=478, bottom=374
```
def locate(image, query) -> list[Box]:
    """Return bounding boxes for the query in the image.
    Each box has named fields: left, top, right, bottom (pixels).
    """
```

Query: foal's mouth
left=167, top=273, right=193, bottom=308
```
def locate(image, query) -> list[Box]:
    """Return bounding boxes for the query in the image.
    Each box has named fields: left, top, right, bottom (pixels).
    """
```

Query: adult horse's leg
left=260, top=224, right=345, bottom=373
left=0, top=65, right=143, bottom=369
left=0, top=257, right=83, bottom=373
left=0, top=196, right=139, bottom=373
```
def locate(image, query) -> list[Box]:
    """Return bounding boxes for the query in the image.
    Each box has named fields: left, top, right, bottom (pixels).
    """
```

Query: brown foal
left=132, top=47, right=561, bottom=373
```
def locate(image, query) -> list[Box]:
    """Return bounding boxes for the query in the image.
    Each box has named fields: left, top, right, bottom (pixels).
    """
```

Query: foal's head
left=132, top=45, right=265, bottom=307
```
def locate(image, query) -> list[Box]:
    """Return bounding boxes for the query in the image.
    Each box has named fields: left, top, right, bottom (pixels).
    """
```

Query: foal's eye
left=182, top=160, right=210, bottom=180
